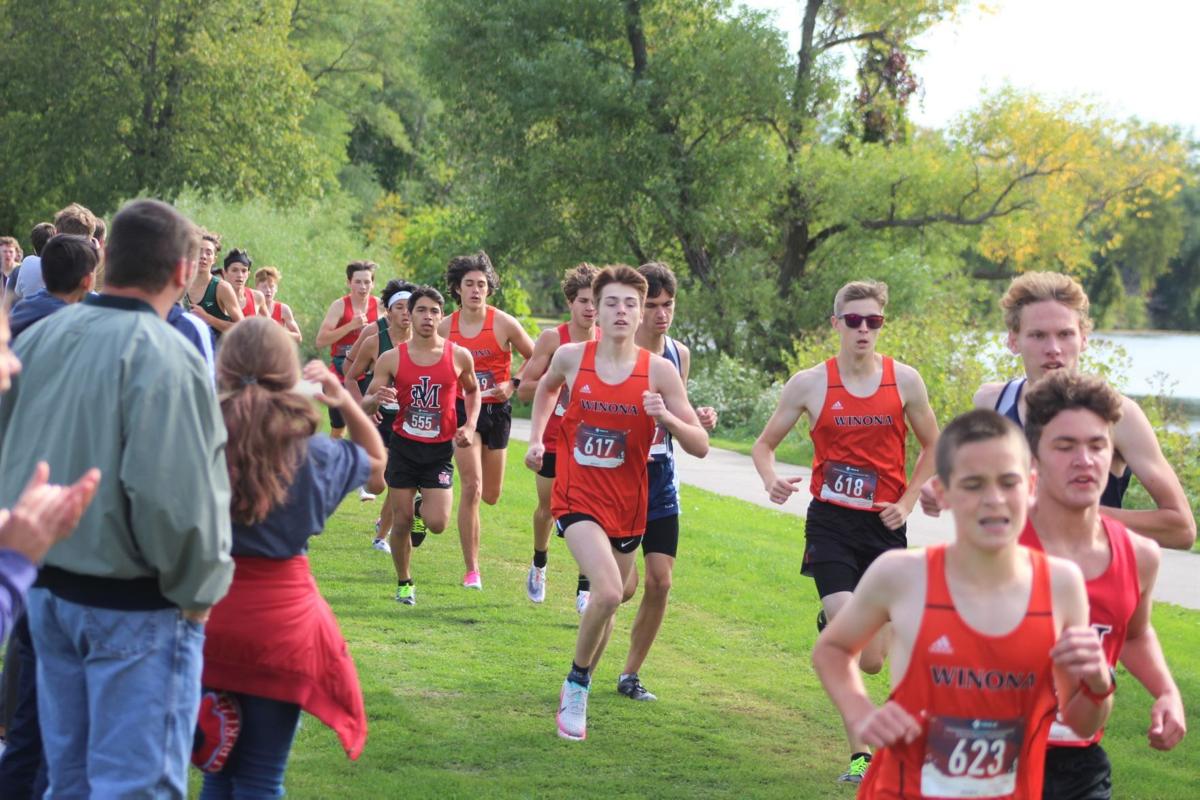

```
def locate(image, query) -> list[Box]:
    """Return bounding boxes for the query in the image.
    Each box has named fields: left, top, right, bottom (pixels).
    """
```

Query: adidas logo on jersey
left=579, top=384, right=592, bottom=394
left=929, top=635, right=954, bottom=655
left=831, top=400, right=844, bottom=410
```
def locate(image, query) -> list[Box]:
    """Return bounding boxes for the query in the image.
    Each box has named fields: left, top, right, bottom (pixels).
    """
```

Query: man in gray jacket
left=0, top=198, right=234, bottom=798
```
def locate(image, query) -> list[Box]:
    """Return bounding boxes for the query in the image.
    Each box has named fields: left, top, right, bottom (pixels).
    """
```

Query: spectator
left=14, top=204, right=97, bottom=301
left=9, top=235, right=100, bottom=339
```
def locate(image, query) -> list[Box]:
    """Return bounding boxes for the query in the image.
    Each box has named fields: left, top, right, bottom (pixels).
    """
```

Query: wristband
left=1078, top=667, right=1117, bottom=703
left=512, top=377, right=521, bottom=390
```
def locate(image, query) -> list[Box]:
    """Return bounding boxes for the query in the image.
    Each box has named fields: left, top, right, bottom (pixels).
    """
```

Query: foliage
left=687, top=352, right=783, bottom=435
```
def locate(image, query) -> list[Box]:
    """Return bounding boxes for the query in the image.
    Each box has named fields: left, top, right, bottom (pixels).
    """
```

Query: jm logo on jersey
left=410, top=376, right=442, bottom=409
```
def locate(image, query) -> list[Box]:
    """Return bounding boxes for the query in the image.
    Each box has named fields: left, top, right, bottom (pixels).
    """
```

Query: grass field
left=191, top=441, right=1199, bottom=798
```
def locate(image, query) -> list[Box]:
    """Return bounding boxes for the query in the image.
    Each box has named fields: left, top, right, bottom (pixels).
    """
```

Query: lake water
left=1090, top=331, right=1199, bottom=431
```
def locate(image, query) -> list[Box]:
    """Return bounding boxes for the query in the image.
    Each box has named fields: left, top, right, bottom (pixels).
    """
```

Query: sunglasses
left=838, top=313, right=885, bottom=330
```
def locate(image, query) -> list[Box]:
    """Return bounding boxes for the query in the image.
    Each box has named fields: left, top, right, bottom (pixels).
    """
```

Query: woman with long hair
left=198, top=318, right=385, bottom=797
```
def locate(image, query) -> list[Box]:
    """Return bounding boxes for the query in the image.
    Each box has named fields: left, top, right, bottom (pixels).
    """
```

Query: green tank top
left=200, top=276, right=231, bottom=323
left=376, top=318, right=394, bottom=356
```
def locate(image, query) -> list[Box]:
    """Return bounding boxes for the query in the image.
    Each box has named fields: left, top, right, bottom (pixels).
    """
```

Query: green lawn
left=195, top=441, right=1200, bottom=798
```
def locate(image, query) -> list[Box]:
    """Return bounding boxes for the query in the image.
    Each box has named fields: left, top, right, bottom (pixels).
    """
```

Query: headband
left=387, top=290, right=412, bottom=310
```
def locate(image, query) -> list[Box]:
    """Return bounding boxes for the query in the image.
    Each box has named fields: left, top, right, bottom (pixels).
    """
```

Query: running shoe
left=395, top=584, right=416, bottom=606
left=359, top=487, right=376, bottom=502
left=617, top=673, right=657, bottom=701
left=410, top=496, right=428, bottom=548
left=463, top=570, right=482, bottom=590
left=556, top=679, right=589, bottom=741
left=817, top=608, right=828, bottom=634
left=372, top=537, right=391, bottom=554
left=837, top=753, right=871, bottom=784
left=576, top=590, right=590, bottom=615
left=526, top=563, right=547, bottom=603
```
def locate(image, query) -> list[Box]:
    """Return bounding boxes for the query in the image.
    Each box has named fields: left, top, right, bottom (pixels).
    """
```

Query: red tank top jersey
left=551, top=342, right=656, bottom=538
left=270, top=301, right=283, bottom=324
left=449, top=306, right=511, bottom=404
left=543, top=323, right=603, bottom=455
left=809, top=356, right=907, bottom=510
left=1019, top=516, right=1139, bottom=747
left=391, top=341, right=460, bottom=444
left=860, top=545, right=1059, bottom=800
left=239, top=288, right=257, bottom=319
left=330, top=296, right=380, bottom=360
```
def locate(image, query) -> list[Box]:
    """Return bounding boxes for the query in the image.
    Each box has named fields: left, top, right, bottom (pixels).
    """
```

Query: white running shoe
left=358, top=487, right=376, bottom=502
left=371, top=537, right=391, bottom=554
left=526, top=563, right=547, bottom=603
left=556, top=679, right=589, bottom=741
left=576, top=590, right=590, bottom=615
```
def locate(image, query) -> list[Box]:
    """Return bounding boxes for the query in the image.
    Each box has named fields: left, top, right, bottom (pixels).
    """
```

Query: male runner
left=362, top=286, right=479, bottom=605
left=813, top=409, right=1113, bottom=797
left=316, top=260, right=379, bottom=439
left=343, top=279, right=422, bottom=553
left=222, top=249, right=264, bottom=320
left=440, top=251, right=534, bottom=590
left=1019, top=371, right=1185, bottom=799
left=525, top=265, right=708, bottom=741
left=517, top=263, right=599, bottom=605
left=751, top=279, right=939, bottom=783
left=254, top=266, right=302, bottom=342
left=921, top=271, right=1196, bottom=549
left=611, top=261, right=717, bottom=701
left=184, top=231, right=243, bottom=339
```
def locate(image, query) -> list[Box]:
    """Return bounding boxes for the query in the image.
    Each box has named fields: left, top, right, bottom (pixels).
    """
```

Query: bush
left=686, top=352, right=783, bottom=436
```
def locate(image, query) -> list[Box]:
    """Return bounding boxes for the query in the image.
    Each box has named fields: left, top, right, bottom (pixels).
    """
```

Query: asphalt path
left=509, top=418, right=1197, bottom=610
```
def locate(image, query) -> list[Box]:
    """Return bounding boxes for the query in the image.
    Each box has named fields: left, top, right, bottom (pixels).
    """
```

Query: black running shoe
left=410, top=495, right=428, bottom=548
left=617, top=673, right=657, bottom=701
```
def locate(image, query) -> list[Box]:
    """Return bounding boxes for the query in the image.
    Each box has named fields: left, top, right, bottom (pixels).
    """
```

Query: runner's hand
left=642, top=390, right=668, bottom=421
left=302, top=360, right=351, bottom=408
left=374, top=386, right=398, bottom=408
left=354, top=312, right=369, bottom=328
left=878, top=502, right=911, bottom=531
left=454, top=424, right=475, bottom=449
left=918, top=479, right=941, bottom=517
left=855, top=701, right=922, bottom=748
left=524, top=442, right=545, bottom=472
left=1050, top=626, right=1110, bottom=690
left=767, top=476, right=803, bottom=504
left=1148, top=691, right=1186, bottom=751
left=696, top=406, right=718, bottom=431
left=486, top=381, right=514, bottom=402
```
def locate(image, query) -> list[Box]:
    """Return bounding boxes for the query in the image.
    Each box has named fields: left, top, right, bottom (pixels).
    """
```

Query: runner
left=612, top=261, right=717, bottom=701
left=813, top=409, right=1114, bottom=798
left=315, top=261, right=379, bottom=440
left=440, top=251, right=534, bottom=590
left=524, top=265, right=708, bottom=741
left=255, top=266, right=302, bottom=343
left=921, top=271, right=1196, bottom=549
left=1018, top=371, right=1186, bottom=799
left=751, top=279, right=940, bottom=783
left=361, top=286, right=479, bottom=606
left=223, top=249, right=265, bottom=320
left=342, top=279, right=423, bottom=553
left=184, top=231, right=243, bottom=340
left=517, top=263, right=599, bottom=604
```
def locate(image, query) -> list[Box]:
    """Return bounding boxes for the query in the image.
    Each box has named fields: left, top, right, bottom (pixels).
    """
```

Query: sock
left=533, top=550, right=548, bottom=568
left=568, top=662, right=591, bottom=687
left=850, top=752, right=872, bottom=762
left=397, top=579, right=413, bottom=587
left=577, top=575, right=590, bottom=593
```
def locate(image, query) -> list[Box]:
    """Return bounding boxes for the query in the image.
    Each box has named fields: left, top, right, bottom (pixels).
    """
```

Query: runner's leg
left=563, top=522, right=635, bottom=671
left=454, top=434, right=483, bottom=575
left=622, top=552, right=673, bottom=676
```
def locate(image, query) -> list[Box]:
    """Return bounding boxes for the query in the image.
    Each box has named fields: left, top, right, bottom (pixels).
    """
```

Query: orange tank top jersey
left=551, top=341, right=656, bottom=538
left=240, top=289, right=257, bottom=319
left=810, top=356, right=907, bottom=510
left=449, top=306, right=510, bottom=404
left=544, top=323, right=601, bottom=455
left=859, top=545, right=1058, bottom=800
left=330, top=296, right=380, bottom=360
left=391, top=341, right=459, bottom=444
left=1019, top=516, right=1139, bottom=748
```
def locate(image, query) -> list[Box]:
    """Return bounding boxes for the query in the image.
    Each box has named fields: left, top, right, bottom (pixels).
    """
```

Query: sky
left=741, top=0, right=1200, bottom=135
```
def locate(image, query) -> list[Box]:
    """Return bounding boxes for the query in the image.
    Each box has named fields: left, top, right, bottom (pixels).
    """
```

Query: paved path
left=510, top=419, right=1198, bottom=610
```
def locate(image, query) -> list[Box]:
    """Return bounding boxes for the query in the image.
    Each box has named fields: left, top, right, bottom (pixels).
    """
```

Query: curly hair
left=1023, top=370, right=1122, bottom=457
left=445, top=250, right=499, bottom=303
left=561, top=263, right=599, bottom=303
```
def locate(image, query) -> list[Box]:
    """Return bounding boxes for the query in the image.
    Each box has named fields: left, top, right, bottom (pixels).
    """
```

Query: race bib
left=921, top=716, right=1022, bottom=798
left=402, top=407, right=441, bottom=439
left=819, top=461, right=878, bottom=509
left=475, top=370, right=496, bottom=393
left=554, top=387, right=570, bottom=417
left=648, top=423, right=670, bottom=459
left=573, top=424, right=627, bottom=468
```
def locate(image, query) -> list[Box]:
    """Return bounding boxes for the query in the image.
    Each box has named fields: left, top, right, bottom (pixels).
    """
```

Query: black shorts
left=555, top=513, right=642, bottom=553
left=1042, top=744, right=1112, bottom=800
left=385, top=436, right=454, bottom=490
left=376, top=409, right=397, bottom=448
left=455, top=399, right=513, bottom=450
left=642, top=514, right=679, bottom=558
left=536, top=451, right=557, bottom=480
left=802, top=499, right=906, bottom=597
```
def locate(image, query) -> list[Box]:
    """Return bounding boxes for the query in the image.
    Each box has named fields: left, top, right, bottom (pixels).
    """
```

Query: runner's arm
left=251, top=289, right=267, bottom=317
left=1049, top=559, right=1115, bottom=740
left=342, top=333, right=380, bottom=405
left=751, top=371, right=811, bottom=504
left=677, top=342, right=717, bottom=431
left=1101, top=398, right=1197, bottom=549
left=205, top=281, right=243, bottom=332
left=525, top=347, right=573, bottom=473
left=315, top=300, right=361, bottom=349
left=303, top=360, right=386, bottom=494
left=516, top=330, right=556, bottom=403
left=500, top=310, right=535, bottom=361
left=455, top=347, right=481, bottom=447
left=344, top=324, right=375, bottom=370
left=280, top=304, right=302, bottom=343
left=648, top=356, right=708, bottom=458
left=361, top=349, right=399, bottom=416
left=888, top=365, right=940, bottom=526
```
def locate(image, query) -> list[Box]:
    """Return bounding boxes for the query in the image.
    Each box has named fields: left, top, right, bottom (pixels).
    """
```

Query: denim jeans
left=25, top=588, right=205, bottom=799
left=199, top=692, right=301, bottom=799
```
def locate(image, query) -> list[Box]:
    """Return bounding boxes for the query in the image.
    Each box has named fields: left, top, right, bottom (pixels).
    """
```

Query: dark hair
left=346, top=260, right=377, bottom=281
left=407, top=285, right=444, bottom=314
left=93, top=218, right=106, bottom=242
left=592, top=264, right=648, bottom=305
left=217, top=318, right=319, bottom=525
left=1023, top=371, right=1123, bottom=456
left=104, top=199, right=197, bottom=292
left=30, top=223, right=56, bottom=256
left=935, top=409, right=1028, bottom=483
left=445, top=251, right=498, bottom=303
left=381, top=278, right=417, bottom=308
left=41, top=234, right=100, bottom=295
left=561, top=263, right=599, bottom=303
left=638, top=261, right=677, bottom=299
left=224, top=248, right=252, bottom=269
left=53, top=203, right=97, bottom=238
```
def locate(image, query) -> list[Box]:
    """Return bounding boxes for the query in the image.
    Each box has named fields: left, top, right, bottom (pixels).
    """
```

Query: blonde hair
left=1001, top=271, right=1093, bottom=334
left=255, top=266, right=281, bottom=286
left=833, top=280, right=888, bottom=316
